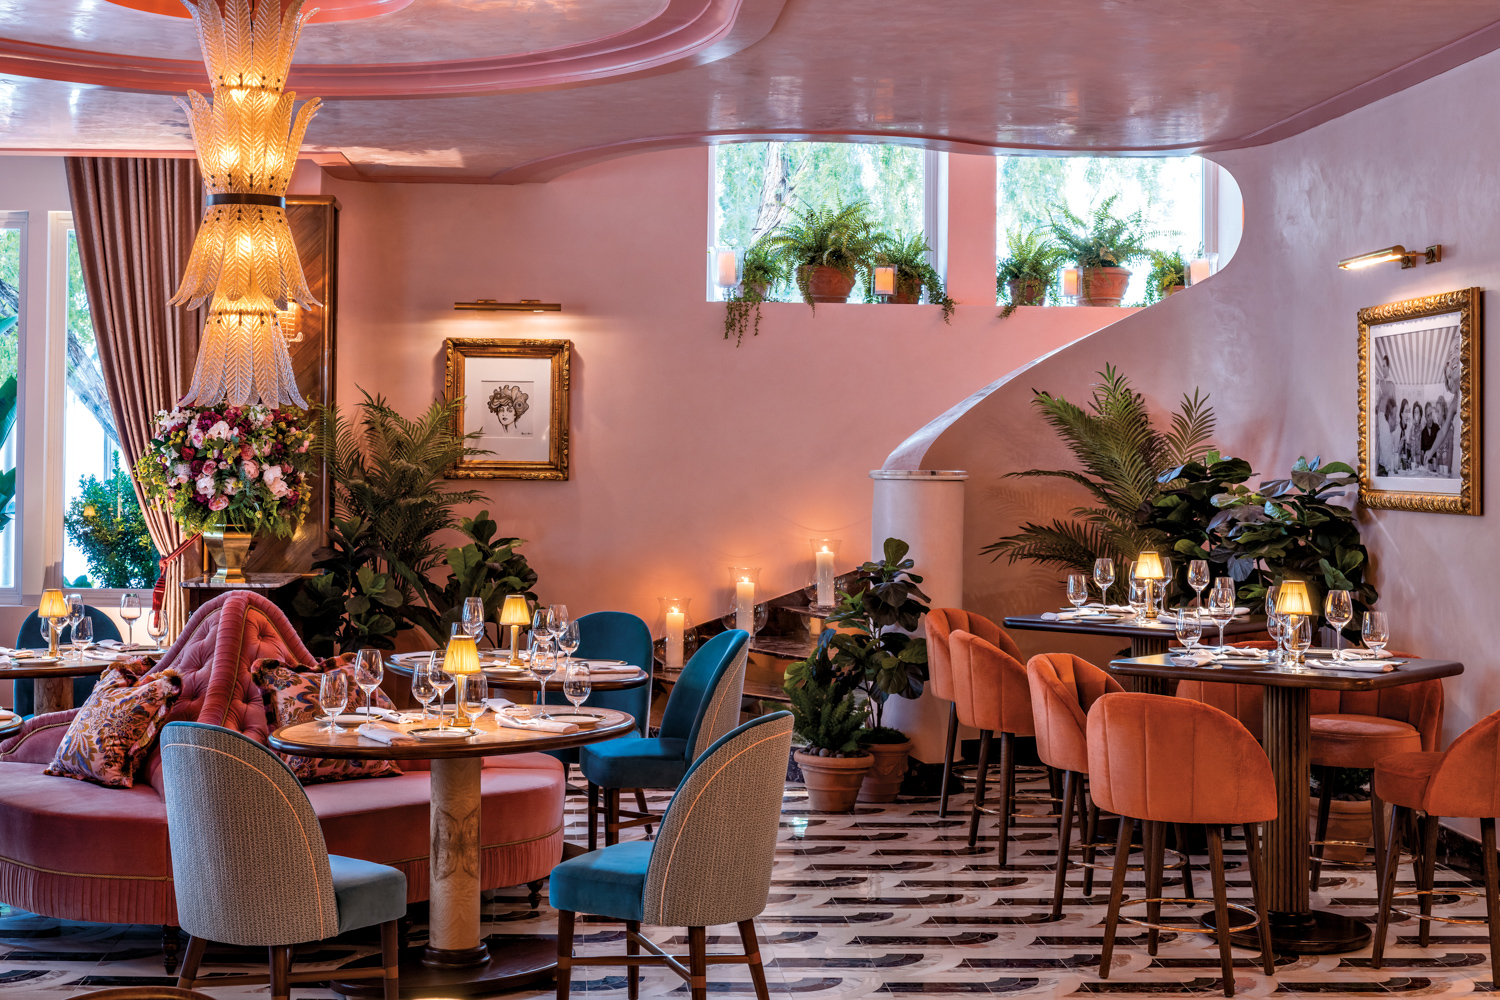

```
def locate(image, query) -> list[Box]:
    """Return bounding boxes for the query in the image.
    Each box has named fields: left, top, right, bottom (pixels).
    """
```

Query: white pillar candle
left=1060, top=267, right=1080, bottom=298
left=715, top=249, right=739, bottom=287
left=815, top=546, right=836, bottom=608
left=736, top=577, right=756, bottom=635
left=665, top=607, right=686, bottom=669
left=1188, top=258, right=1213, bottom=285
left=873, top=266, right=896, bottom=296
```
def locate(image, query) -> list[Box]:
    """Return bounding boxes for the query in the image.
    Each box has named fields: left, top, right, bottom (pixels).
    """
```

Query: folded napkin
left=583, top=663, right=639, bottom=674
left=1219, top=646, right=1272, bottom=659
left=1170, top=649, right=1217, bottom=665
left=0, top=709, right=17, bottom=721
left=1336, top=648, right=1394, bottom=660
left=496, top=714, right=578, bottom=734
left=485, top=697, right=517, bottom=713
left=352, top=706, right=419, bottom=724
left=357, top=723, right=416, bottom=744
left=1158, top=607, right=1251, bottom=621
left=1316, top=660, right=1397, bottom=672
left=1042, top=608, right=1129, bottom=622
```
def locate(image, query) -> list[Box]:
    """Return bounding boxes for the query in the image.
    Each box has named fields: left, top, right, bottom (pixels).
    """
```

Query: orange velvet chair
left=927, top=609, right=1022, bottom=818
left=1027, top=652, right=1122, bottom=918
left=1088, top=693, right=1275, bottom=997
left=1371, top=708, right=1500, bottom=971
left=949, top=628, right=1034, bottom=866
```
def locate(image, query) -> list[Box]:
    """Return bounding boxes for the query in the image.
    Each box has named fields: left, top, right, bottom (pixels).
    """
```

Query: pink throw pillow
left=45, top=660, right=182, bottom=788
left=252, top=655, right=401, bottom=783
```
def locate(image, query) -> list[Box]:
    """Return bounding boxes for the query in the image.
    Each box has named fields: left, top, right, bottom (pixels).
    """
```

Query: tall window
left=996, top=156, right=1206, bottom=305
left=711, top=142, right=936, bottom=302
left=0, top=214, right=21, bottom=593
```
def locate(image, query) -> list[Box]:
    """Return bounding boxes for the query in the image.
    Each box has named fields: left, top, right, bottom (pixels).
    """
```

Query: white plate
left=410, top=727, right=477, bottom=741
left=7, top=656, right=60, bottom=665
left=547, top=712, right=601, bottom=728
left=323, top=714, right=368, bottom=725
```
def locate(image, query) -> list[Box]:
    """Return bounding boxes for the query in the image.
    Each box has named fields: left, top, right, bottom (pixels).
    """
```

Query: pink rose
left=208, top=495, right=229, bottom=511
left=241, top=460, right=260, bottom=479
left=240, top=443, right=256, bottom=461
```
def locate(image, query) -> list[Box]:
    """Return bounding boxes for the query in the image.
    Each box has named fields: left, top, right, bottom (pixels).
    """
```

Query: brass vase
left=202, top=528, right=253, bottom=583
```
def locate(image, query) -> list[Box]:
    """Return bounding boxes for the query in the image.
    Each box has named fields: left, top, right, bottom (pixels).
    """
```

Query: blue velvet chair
left=14, top=607, right=122, bottom=716
left=553, top=712, right=792, bottom=1000
left=542, top=610, right=655, bottom=749
left=581, top=628, right=749, bottom=848
left=160, top=722, right=406, bottom=1000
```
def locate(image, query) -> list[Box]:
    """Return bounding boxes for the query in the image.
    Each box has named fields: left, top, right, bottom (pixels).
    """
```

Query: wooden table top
left=269, top=706, right=636, bottom=760
left=180, top=573, right=304, bottom=590
left=1108, top=652, right=1464, bottom=691
left=384, top=655, right=650, bottom=692
left=0, top=717, right=20, bottom=741
left=0, top=650, right=145, bottom=679
left=1005, top=613, right=1268, bottom=640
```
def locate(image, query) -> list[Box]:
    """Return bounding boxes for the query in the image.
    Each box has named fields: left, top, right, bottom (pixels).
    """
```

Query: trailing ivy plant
left=868, top=231, right=955, bottom=323
left=723, top=238, right=789, bottom=347
left=1143, top=248, right=1188, bottom=304
left=997, top=227, right=1066, bottom=317
left=763, top=201, right=882, bottom=309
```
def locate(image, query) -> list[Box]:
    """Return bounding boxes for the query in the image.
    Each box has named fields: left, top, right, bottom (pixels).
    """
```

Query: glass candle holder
left=657, top=597, right=693, bottom=670
left=808, top=538, right=842, bottom=611
left=727, top=567, right=760, bottom=637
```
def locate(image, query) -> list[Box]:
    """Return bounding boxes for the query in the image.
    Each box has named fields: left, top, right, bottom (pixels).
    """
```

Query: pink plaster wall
left=907, top=47, right=1500, bottom=764
left=321, top=148, right=1120, bottom=639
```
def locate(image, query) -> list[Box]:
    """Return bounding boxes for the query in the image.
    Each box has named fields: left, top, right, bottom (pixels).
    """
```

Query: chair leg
left=1098, top=810, right=1134, bottom=979
left=607, top=788, right=622, bottom=847
left=268, top=944, right=292, bottom=1000
left=1174, top=823, right=1196, bottom=907
left=1481, top=817, right=1499, bottom=975
left=687, top=926, right=708, bottom=1000
left=555, top=909, right=575, bottom=1000
left=1371, top=804, right=1405, bottom=969
left=1050, top=770, right=1077, bottom=920
left=996, top=731, right=1015, bottom=868
left=1311, top=765, right=1333, bottom=892
left=1243, top=822, right=1275, bottom=976
left=1418, top=811, right=1440, bottom=947
left=626, top=919, right=640, bottom=1000
left=939, top=702, right=958, bottom=819
left=588, top=782, right=600, bottom=851
left=380, top=920, right=400, bottom=1000
left=1370, top=790, right=1388, bottom=890
left=1082, top=793, right=1100, bottom=898
left=162, top=925, right=180, bottom=976
left=528, top=879, right=544, bottom=909
left=1145, top=820, right=1164, bottom=957
left=1207, top=826, right=1236, bottom=998
left=738, top=918, right=771, bottom=1000
left=634, top=788, right=654, bottom=838
left=176, top=934, right=207, bottom=989
left=967, top=730, right=992, bottom=848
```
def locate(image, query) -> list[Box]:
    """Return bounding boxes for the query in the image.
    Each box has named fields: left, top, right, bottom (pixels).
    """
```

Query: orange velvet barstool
left=1371, top=708, right=1500, bottom=971
left=1027, top=652, right=1123, bottom=918
left=950, top=628, right=1035, bottom=866
left=1089, top=693, right=1276, bottom=997
left=928, top=609, right=1022, bottom=818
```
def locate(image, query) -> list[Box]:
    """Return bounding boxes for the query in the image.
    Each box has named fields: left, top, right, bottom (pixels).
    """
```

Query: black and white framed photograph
left=1358, top=287, right=1482, bottom=515
left=444, top=338, right=571, bottom=480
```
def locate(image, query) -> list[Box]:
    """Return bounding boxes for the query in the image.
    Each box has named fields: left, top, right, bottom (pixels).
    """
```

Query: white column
left=869, top=470, right=967, bottom=762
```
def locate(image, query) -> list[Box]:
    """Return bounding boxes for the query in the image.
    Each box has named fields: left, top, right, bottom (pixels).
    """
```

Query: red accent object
left=151, top=532, right=202, bottom=615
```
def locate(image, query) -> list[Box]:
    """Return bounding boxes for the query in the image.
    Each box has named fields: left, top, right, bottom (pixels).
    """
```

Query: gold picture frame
left=444, top=338, right=571, bottom=480
left=1358, top=287, right=1482, bottom=514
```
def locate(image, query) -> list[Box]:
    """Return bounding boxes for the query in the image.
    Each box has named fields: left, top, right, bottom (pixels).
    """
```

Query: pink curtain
left=66, top=157, right=204, bottom=635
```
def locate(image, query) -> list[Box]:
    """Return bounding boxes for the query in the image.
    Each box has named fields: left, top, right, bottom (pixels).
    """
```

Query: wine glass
left=65, top=596, right=83, bottom=653
left=532, top=608, right=554, bottom=657
left=432, top=665, right=455, bottom=726
left=531, top=645, right=557, bottom=720
left=1093, top=557, right=1116, bottom=606
left=462, top=597, right=486, bottom=645
left=119, top=593, right=141, bottom=647
left=319, top=671, right=349, bottom=733
left=1287, top=616, right=1313, bottom=668
left=1362, top=611, right=1389, bottom=656
left=71, top=615, right=93, bottom=660
left=1066, top=572, right=1090, bottom=610
left=146, top=609, right=168, bottom=650
left=546, top=603, right=569, bottom=642
left=1174, top=608, right=1203, bottom=654
left=460, top=668, right=487, bottom=721
left=558, top=620, right=581, bottom=671
left=354, top=649, right=383, bottom=719
left=1325, top=590, right=1354, bottom=656
left=1265, top=583, right=1284, bottom=663
left=1187, top=560, right=1211, bottom=608
left=1126, top=575, right=1146, bottom=620
left=563, top=657, right=591, bottom=713
left=411, top=654, right=437, bottom=721
left=1208, top=577, right=1236, bottom=651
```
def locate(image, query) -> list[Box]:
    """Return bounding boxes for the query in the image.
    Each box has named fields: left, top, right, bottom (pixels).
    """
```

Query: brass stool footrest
left=1309, top=841, right=1417, bottom=871
left=1389, top=888, right=1490, bottom=925
left=1116, top=896, right=1260, bottom=935
left=1068, top=845, right=1190, bottom=875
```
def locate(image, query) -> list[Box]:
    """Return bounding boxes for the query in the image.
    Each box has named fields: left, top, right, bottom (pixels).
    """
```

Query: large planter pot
left=1165, top=283, right=1186, bottom=296
left=1006, top=278, right=1047, bottom=307
left=801, top=266, right=856, bottom=303
left=202, top=528, right=254, bottom=583
left=1080, top=266, right=1132, bottom=307
left=857, top=739, right=913, bottom=802
left=1308, top=796, right=1373, bottom=864
left=795, top=750, right=874, bottom=812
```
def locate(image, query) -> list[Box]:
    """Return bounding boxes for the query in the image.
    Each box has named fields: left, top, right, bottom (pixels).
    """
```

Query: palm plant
left=867, top=230, right=955, bottom=322
left=763, top=201, right=882, bottom=308
left=997, top=227, right=1066, bottom=317
left=1143, top=248, right=1187, bottom=304
left=1050, top=194, right=1157, bottom=270
left=723, top=237, right=789, bottom=347
left=982, top=366, right=1216, bottom=588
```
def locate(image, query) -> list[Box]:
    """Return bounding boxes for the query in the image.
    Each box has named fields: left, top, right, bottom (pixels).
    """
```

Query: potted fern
left=869, top=231, right=955, bottom=322
left=997, top=227, right=1066, bottom=317
left=764, top=201, right=881, bottom=307
left=723, top=238, right=788, bottom=347
left=785, top=641, right=872, bottom=812
left=1050, top=195, right=1158, bottom=307
left=1144, top=249, right=1188, bottom=303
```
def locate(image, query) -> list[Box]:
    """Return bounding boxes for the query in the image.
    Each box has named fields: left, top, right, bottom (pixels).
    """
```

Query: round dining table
left=269, top=707, right=635, bottom=998
left=0, top=649, right=153, bottom=714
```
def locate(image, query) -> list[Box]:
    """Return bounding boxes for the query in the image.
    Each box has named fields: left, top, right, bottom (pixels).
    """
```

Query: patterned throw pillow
left=252, top=655, right=402, bottom=783
left=45, top=660, right=182, bottom=788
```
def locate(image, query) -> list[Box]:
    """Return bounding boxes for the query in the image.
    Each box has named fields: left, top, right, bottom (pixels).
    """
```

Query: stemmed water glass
left=432, top=664, right=455, bottom=725
left=547, top=604, right=569, bottom=641
left=531, top=644, right=558, bottom=720
left=319, top=671, right=349, bottom=733
left=1066, top=573, right=1090, bottom=610
left=1174, top=608, right=1203, bottom=656
left=558, top=620, right=581, bottom=673
left=146, top=610, right=168, bottom=650
left=411, top=654, right=437, bottom=721
left=354, top=649, right=383, bottom=719
left=462, top=597, right=486, bottom=645
left=119, top=594, right=141, bottom=647
left=1362, top=611, right=1389, bottom=656
left=64, top=596, right=83, bottom=656
left=1265, top=583, right=1285, bottom=664
left=1126, top=575, right=1146, bottom=620
left=1207, top=577, right=1236, bottom=651
left=532, top=608, right=555, bottom=657
left=1325, top=590, right=1354, bottom=657
left=563, top=657, right=591, bottom=714
left=1287, top=617, right=1312, bottom=668
left=1093, top=558, right=1116, bottom=606
left=1187, top=560, right=1211, bottom=608
left=71, top=616, right=92, bottom=660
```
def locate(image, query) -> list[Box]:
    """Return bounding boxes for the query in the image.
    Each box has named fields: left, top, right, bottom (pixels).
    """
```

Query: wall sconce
left=1059, top=267, right=1081, bottom=304
left=454, top=299, right=562, bottom=312
left=872, top=265, right=896, bottom=299
left=1338, top=245, right=1443, bottom=270
left=276, top=301, right=303, bottom=343
left=711, top=247, right=742, bottom=289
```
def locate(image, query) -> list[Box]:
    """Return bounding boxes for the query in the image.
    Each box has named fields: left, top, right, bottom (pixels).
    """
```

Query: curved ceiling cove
left=104, top=0, right=416, bottom=25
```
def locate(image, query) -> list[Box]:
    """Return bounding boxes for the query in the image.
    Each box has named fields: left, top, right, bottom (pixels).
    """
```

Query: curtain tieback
left=152, top=533, right=203, bottom=613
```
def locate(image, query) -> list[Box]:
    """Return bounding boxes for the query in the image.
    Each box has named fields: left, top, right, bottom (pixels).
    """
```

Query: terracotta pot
left=1006, top=278, right=1047, bottom=307
left=890, top=288, right=920, bottom=304
left=857, top=739, right=913, bottom=802
left=1080, top=266, right=1132, bottom=307
left=202, top=528, right=254, bottom=584
left=1165, top=283, right=1186, bottom=296
left=795, top=750, right=874, bottom=812
left=1308, top=795, right=1373, bottom=864
left=801, top=266, right=856, bottom=303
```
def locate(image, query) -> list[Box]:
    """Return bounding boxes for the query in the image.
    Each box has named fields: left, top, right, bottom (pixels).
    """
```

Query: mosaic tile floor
left=0, top=779, right=1492, bottom=999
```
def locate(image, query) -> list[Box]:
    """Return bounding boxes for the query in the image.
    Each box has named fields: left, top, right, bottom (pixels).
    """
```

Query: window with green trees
left=0, top=219, right=19, bottom=591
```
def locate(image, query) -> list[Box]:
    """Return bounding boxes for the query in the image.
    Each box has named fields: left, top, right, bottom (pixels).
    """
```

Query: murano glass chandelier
left=172, top=0, right=320, bottom=409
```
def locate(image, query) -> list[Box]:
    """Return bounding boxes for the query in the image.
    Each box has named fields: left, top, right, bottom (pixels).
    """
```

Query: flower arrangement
left=135, top=404, right=314, bottom=537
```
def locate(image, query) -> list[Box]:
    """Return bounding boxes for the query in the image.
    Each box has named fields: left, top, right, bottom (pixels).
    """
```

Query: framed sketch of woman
left=444, top=338, right=571, bottom=480
left=1358, top=287, right=1482, bottom=515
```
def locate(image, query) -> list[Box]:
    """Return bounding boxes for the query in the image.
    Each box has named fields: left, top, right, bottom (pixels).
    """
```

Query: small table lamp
left=1133, top=550, right=1167, bottom=620
left=499, top=594, right=531, bottom=667
left=442, top=627, right=482, bottom=727
left=1274, top=580, right=1315, bottom=662
left=38, top=590, right=69, bottom=656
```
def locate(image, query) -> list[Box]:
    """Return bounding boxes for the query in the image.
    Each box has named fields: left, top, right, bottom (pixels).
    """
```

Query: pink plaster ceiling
left=104, top=0, right=418, bottom=25
left=0, top=0, right=1498, bottom=182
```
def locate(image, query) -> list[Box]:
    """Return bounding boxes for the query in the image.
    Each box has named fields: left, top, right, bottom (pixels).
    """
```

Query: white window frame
left=0, top=210, right=26, bottom=606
